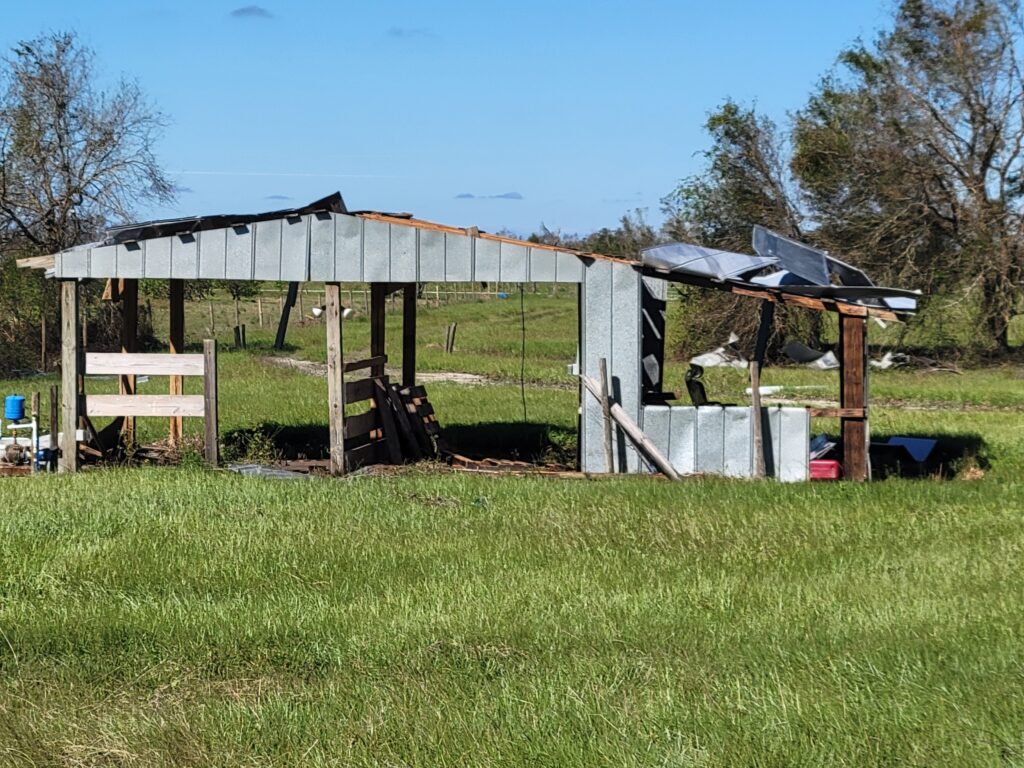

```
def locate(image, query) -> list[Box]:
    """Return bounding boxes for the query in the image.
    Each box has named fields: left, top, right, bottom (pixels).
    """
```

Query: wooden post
left=48, top=384, right=58, bottom=471
left=60, top=280, right=80, bottom=473
left=168, top=279, right=185, bottom=447
left=598, top=357, right=614, bottom=473
left=370, top=283, right=386, bottom=377
left=402, top=283, right=417, bottom=387
left=325, top=283, right=346, bottom=476
left=750, top=300, right=775, bottom=478
left=120, top=278, right=138, bottom=445
left=274, top=282, right=298, bottom=350
left=40, top=315, right=47, bottom=372
left=839, top=313, right=869, bottom=481
left=203, top=339, right=219, bottom=465
left=257, top=296, right=264, bottom=328
left=208, top=301, right=215, bottom=333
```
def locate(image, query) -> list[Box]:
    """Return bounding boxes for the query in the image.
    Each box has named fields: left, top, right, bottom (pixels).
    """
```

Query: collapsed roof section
left=640, top=225, right=920, bottom=315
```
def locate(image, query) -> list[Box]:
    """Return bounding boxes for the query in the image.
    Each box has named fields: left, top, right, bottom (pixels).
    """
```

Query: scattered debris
left=690, top=332, right=747, bottom=369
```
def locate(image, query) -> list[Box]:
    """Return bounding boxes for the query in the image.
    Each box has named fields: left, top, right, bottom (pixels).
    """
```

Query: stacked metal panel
left=642, top=405, right=810, bottom=482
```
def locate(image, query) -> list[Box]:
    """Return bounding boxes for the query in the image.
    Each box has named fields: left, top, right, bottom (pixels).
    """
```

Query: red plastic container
left=809, top=459, right=843, bottom=481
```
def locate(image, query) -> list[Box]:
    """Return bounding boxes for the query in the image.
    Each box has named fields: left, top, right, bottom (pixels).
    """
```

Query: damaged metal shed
left=22, top=193, right=917, bottom=481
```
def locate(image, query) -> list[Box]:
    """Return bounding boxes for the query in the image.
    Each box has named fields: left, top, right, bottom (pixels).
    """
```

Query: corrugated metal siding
left=642, top=405, right=810, bottom=482
left=580, top=260, right=643, bottom=473
left=52, top=213, right=586, bottom=286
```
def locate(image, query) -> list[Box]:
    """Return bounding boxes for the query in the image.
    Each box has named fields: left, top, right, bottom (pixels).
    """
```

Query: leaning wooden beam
left=598, top=357, right=614, bottom=473
left=325, top=282, right=346, bottom=476
left=839, top=314, right=870, bottom=481
left=60, top=280, right=80, bottom=473
left=580, top=373, right=680, bottom=480
left=168, top=279, right=185, bottom=447
left=274, top=282, right=299, bottom=350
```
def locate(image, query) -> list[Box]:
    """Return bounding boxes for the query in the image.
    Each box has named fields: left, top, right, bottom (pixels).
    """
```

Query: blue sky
left=1, top=1, right=892, bottom=236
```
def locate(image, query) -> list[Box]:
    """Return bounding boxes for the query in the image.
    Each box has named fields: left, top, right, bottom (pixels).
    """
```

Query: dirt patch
left=262, top=356, right=496, bottom=386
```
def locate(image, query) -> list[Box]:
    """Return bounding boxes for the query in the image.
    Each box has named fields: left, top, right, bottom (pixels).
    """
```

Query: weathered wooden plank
left=87, top=352, right=205, bottom=377
left=168, top=279, right=185, bottom=446
left=345, top=376, right=384, bottom=404
left=203, top=340, right=219, bottom=465
left=325, top=282, right=346, bottom=475
left=86, top=395, right=205, bottom=417
left=373, top=378, right=403, bottom=464
left=840, top=315, right=869, bottom=481
left=344, top=355, right=387, bottom=373
left=343, top=409, right=379, bottom=440
left=344, top=441, right=380, bottom=471
left=60, top=280, right=80, bottom=473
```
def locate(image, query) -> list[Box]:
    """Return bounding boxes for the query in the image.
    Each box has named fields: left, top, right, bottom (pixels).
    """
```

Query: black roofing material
left=105, top=192, right=347, bottom=245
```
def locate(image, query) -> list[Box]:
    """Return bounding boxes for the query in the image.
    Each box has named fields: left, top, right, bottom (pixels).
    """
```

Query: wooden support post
left=48, top=384, right=58, bottom=471
left=203, top=340, right=219, bottom=465
left=120, top=278, right=138, bottom=445
left=839, top=313, right=869, bottom=481
left=60, top=280, right=80, bottom=473
left=750, top=300, right=775, bottom=478
left=325, top=283, right=346, bottom=476
left=370, top=283, right=386, bottom=377
left=168, top=279, right=185, bottom=447
left=598, top=357, right=614, bottom=473
left=274, top=281, right=299, bottom=350
left=402, top=283, right=417, bottom=387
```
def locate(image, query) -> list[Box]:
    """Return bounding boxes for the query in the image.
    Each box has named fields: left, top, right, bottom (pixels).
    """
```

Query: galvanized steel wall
left=642, top=405, right=810, bottom=482
left=54, top=213, right=586, bottom=284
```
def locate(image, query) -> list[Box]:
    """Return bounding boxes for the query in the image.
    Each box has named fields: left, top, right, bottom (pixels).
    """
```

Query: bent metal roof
left=18, top=193, right=916, bottom=320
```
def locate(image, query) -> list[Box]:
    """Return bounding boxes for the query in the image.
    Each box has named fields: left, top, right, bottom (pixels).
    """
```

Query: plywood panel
left=253, top=219, right=283, bottom=280
left=225, top=225, right=253, bottom=280
left=171, top=234, right=199, bottom=279
left=309, top=213, right=335, bottom=281
left=499, top=242, right=528, bottom=282
left=474, top=238, right=500, bottom=282
left=335, top=214, right=363, bottom=281
left=198, top=228, right=227, bottom=280
left=86, top=352, right=205, bottom=377
left=389, top=223, right=417, bottom=282
left=280, top=215, right=310, bottom=282
left=444, top=232, right=472, bottom=281
left=529, top=247, right=557, bottom=282
left=86, top=394, right=205, bottom=418
left=419, top=228, right=445, bottom=281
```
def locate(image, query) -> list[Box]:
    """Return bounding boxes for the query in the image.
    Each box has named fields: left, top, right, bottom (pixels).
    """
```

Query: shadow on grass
left=223, top=420, right=578, bottom=466
left=442, top=421, right=577, bottom=464
left=869, top=431, right=990, bottom=479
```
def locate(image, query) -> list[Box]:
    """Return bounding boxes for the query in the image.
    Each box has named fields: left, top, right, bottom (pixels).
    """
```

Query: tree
left=793, top=0, right=1024, bottom=351
left=661, top=101, right=816, bottom=354
left=0, top=31, right=172, bottom=373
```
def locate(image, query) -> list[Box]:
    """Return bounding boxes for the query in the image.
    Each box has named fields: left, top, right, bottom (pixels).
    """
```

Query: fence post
left=203, top=339, right=219, bottom=465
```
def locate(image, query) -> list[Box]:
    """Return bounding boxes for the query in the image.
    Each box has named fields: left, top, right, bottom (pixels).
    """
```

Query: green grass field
left=1, top=291, right=1023, bottom=766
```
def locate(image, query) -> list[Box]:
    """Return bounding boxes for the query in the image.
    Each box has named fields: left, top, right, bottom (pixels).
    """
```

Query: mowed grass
left=0, top=292, right=1023, bottom=764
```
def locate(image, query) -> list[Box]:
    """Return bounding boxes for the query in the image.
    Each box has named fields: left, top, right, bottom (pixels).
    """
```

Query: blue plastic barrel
left=4, top=395, right=25, bottom=422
